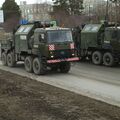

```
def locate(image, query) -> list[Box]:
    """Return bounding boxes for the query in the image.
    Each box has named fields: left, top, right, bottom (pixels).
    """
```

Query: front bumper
left=47, top=57, right=79, bottom=64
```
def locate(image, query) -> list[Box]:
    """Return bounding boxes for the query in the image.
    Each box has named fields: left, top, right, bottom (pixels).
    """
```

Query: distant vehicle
left=1, top=21, right=79, bottom=75
left=73, top=21, right=120, bottom=67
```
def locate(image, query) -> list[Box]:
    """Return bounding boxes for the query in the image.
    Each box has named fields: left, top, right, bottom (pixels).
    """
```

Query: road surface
left=0, top=61, right=120, bottom=107
left=1, top=69, right=120, bottom=120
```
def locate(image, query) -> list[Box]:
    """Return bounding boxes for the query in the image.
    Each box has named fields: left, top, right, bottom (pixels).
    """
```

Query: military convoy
left=1, top=21, right=79, bottom=75
left=73, top=21, right=120, bottom=67
left=1, top=19, right=120, bottom=73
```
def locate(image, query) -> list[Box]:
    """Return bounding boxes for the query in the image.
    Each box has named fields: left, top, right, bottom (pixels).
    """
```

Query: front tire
left=7, top=52, right=16, bottom=67
left=92, top=51, right=102, bottom=65
left=24, top=56, right=33, bottom=73
left=33, top=57, right=46, bottom=75
left=1, top=52, right=7, bottom=66
left=103, top=52, right=115, bottom=67
left=59, top=62, right=71, bottom=73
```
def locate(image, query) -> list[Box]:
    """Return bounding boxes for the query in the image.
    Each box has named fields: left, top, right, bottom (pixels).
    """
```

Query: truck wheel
left=24, top=56, right=33, bottom=73
left=7, top=52, right=16, bottom=67
left=33, top=57, right=46, bottom=75
left=92, top=51, right=102, bottom=65
left=103, top=52, right=114, bottom=67
left=1, top=52, right=7, bottom=66
left=59, top=62, right=71, bottom=73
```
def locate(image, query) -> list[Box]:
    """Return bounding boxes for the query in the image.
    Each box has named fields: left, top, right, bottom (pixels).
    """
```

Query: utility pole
left=105, top=0, right=109, bottom=21
left=88, top=0, right=93, bottom=23
left=110, top=0, right=118, bottom=27
left=115, top=0, right=118, bottom=28
left=89, top=4, right=91, bottom=22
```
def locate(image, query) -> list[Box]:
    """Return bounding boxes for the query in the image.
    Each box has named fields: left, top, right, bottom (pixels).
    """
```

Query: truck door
left=111, top=30, right=120, bottom=51
left=34, top=32, right=46, bottom=56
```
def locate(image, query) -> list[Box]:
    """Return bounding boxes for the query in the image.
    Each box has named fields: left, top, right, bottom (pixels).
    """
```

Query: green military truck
left=73, top=22, right=120, bottom=67
left=1, top=21, right=79, bottom=75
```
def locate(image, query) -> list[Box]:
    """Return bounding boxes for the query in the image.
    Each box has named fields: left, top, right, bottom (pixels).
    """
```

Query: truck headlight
left=34, top=44, right=38, bottom=48
left=51, top=55, right=54, bottom=58
left=72, top=53, right=75, bottom=56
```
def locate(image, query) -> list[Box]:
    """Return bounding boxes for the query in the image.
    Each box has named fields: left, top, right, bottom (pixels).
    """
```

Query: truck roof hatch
left=15, top=24, right=34, bottom=35
left=82, top=24, right=103, bottom=33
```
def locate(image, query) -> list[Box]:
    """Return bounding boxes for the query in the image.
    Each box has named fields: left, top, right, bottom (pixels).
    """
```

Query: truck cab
left=31, top=27, right=79, bottom=74
left=104, top=27, right=120, bottom=52
left=33, top=28, right=76, bottom=60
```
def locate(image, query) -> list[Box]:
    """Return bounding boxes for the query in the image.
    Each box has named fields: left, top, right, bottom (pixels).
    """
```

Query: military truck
left=1, top=21, right=79, bottom=75
left=73, top=22, right=120, bottom=67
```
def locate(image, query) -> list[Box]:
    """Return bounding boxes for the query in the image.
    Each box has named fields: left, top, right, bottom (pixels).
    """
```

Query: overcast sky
left=0, top=0, right=53, bottom=7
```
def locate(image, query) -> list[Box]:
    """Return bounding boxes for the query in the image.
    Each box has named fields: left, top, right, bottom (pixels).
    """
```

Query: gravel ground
left=0, top=70, right=120, bottom=120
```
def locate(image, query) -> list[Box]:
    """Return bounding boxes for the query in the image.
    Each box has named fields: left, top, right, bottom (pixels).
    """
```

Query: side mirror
left=39, top=35, right=42, bottom=42
left=39, top=34, right=46, bottom=43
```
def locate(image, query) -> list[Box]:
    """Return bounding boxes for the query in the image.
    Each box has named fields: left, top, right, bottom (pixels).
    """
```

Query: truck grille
left=54, top=50, right=72, bottom=59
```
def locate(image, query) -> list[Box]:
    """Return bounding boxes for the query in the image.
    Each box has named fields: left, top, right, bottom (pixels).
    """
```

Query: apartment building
left=19, top=1, right=53, bottom=21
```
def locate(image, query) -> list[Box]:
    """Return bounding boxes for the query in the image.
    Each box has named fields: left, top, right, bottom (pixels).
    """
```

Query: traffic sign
left=0, top=10, right=4, bottom=23
left=20, top=19, right=28, bottom=25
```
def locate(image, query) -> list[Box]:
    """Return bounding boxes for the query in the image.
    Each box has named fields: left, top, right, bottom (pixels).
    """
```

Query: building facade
left=19, top=1, right=53, bottom=21
left=83, top=0, right=105, bottom=15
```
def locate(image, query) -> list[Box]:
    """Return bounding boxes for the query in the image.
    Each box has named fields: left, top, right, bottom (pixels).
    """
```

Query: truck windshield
left=47, top=30, right=73, bottom=43
left=106, top=29, right=120, bottom=41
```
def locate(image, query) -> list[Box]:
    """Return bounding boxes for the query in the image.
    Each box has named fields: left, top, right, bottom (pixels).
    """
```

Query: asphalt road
left=0, top=61, right=120, bottom=107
